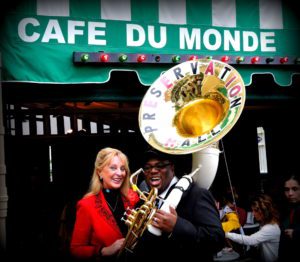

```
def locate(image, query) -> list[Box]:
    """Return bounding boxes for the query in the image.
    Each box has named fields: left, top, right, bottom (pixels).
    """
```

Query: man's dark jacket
left=133, top=182, right=225, bottom=261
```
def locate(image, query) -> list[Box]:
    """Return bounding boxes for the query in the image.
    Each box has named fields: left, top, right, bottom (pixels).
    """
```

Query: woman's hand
left=101, top=238, right=125, bottom=256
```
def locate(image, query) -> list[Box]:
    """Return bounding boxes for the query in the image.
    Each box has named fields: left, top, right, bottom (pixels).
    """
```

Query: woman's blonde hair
left=84, top=147, right=131, bottom=197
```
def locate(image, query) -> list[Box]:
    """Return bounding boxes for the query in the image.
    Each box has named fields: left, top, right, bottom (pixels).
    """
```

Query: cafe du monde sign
left=1, top=0, right=299, bottom=84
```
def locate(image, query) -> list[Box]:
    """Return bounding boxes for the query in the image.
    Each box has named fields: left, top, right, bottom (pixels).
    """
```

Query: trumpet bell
left=173, top=96, right=229, bottom=138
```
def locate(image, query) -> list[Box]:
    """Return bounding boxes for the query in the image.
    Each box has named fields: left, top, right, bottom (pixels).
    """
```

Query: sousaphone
left=118, top=59, right=246, bottom=255
left=139, top=59, right=246, bottom=188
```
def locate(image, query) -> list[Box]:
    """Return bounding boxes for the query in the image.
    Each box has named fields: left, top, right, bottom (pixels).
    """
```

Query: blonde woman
left=226, top=194, right=280, bottom=262
left=70, top=147, right=139, bottom=260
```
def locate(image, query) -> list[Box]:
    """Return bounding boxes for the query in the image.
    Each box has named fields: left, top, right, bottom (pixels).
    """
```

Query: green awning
left=1, top=0, right=300, bottom=86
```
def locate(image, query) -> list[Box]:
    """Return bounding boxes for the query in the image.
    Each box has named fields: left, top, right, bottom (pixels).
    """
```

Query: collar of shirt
left=159, top=176, right=179, bottom=199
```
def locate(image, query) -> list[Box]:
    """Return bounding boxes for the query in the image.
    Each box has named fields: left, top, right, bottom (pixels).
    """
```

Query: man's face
left=143, top=158, right=174, bottom=194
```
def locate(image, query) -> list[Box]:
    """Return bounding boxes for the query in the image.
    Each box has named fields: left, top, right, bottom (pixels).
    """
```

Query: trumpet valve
left=127, top=214, right=136, bottom=221
left=130, top=209, right=137, bottom=215
left=125, top=220, right=133, bottom=227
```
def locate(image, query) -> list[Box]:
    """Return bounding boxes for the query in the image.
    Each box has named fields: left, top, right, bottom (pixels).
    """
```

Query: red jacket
left=70, top=189, right=139, bottom=259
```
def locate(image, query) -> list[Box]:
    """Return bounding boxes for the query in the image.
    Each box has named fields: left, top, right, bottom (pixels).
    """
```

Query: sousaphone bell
left=139, top=59, right=246, bottom=188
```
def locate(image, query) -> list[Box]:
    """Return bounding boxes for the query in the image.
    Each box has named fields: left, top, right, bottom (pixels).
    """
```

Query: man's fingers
left=169, top=205, right=177, bottom=214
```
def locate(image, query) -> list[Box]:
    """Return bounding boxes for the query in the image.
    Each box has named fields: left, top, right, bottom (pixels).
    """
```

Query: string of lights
left=73, top=52, right=299, bottom=65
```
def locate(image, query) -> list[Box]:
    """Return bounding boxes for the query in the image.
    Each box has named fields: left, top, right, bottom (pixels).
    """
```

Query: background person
left=219, top=187, right=247, bottom=233
left=216, top=188, right=248, bottom=259
left=223, top=187, right=247, bottom=227
left=135, top=149, right=225, bottom=261
left=225, top=194, right=280, bottom=262
left=278, top=173, right=300, bottom=261
left=70, top=147, right=140, bottom=260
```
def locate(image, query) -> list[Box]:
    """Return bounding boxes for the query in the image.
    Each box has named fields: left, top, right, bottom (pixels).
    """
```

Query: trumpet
left=117, top=168, right=158, bottom=258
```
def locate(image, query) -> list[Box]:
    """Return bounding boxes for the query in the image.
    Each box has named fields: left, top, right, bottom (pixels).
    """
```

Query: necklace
left=105, top=193, right=119, bottom=212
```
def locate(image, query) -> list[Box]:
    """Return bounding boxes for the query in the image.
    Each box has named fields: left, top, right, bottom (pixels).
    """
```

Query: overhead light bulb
left=172, top=55, right=181, bottom=63
left=155, top=55, right=161, bottom=62
left=137, top=55, right=146, bottom=62
left=119, top=54, right=128, bottom=62
left=280, top=57, right=288, bottom=64
left=81, top=54, right=89, bottom=62
left=189, top=55, right=198, bottom=61
left=221, top=56, right=230, bottom=62
left=236, top=56, right=244, bottom=63
left=100, top=54, right=109, bottom=62
left=251, top=56, right=260, bottom=64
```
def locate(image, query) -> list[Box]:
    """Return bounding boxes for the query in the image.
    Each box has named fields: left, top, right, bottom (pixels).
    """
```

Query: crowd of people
left=66, top=146, right=299, bottom=262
